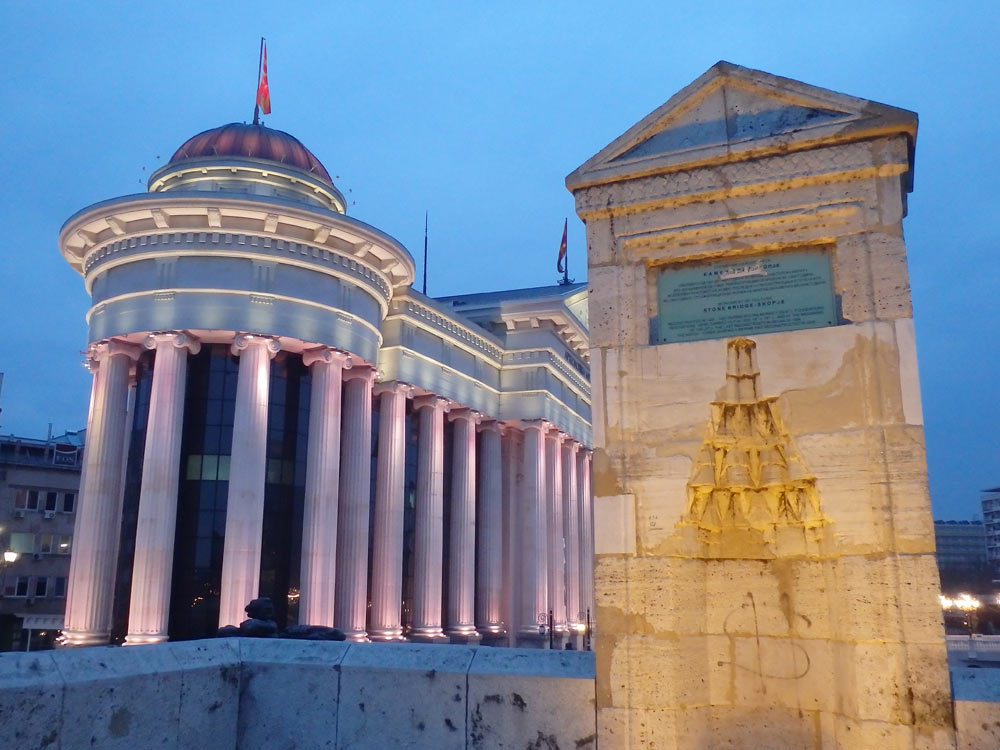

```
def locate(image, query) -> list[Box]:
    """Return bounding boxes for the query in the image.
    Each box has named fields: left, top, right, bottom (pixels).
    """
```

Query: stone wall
left=0, top=639, right=596, bottom=749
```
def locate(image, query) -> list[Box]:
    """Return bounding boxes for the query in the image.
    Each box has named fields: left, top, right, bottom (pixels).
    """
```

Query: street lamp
left=3, top=550, right=17, bottom=565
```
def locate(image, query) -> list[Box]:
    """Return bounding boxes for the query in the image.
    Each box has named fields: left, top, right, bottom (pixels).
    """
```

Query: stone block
left=467, top=647, right=595, bottom=749
left=0, top=650, right=64, bottom=750
left=171, top=638, right=242, bottom=750
left=954, top=700, right=1000, bottom=750
left=54, top=643, right=182, bottom=749
left=237, top=638, right=349, bottom=750
left=337, top=642, right=474, bottom=750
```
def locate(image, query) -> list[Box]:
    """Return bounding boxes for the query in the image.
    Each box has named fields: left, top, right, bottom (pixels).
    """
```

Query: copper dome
left=169, top=122, right=333, bottom=184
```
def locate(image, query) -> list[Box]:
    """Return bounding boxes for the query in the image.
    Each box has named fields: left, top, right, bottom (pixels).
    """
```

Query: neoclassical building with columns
left=57, top=122, right=593, bottom=649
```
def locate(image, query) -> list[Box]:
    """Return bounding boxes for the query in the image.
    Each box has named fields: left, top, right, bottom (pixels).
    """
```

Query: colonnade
left=62, top=334, right=594, bottom=648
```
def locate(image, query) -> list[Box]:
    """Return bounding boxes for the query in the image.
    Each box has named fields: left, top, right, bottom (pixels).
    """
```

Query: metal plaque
left=655, top=248, right=836, bottom=344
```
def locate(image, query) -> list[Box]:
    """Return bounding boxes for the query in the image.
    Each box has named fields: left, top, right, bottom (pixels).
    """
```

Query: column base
left=476, top=624, right=506, bottom=647
left=341, top=629, right=371, bottom=643
left=58, top=629, right=110, bottom=648
left=446, top=626, right=481, bottom=645
left=515, top=629, right=549, bottom=649
left=124, top=633, right=168, bottom=646
left=368, top=627, right=406, bottom=642
left=409, top=627, right=449, bottom=644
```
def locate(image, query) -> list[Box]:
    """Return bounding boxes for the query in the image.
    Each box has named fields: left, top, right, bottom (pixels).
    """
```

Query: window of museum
left=9, top=532, right=34, bottom=554
left=62, top=492, right=75, bottom=513
left=34, top=577, right=47, bottom=598
left=44, top=492, right=58, bottom=512
left=53, top=577, right=66, bottom=598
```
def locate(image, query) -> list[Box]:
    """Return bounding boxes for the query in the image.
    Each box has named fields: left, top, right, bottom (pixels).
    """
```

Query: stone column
left=298, top=347, right=352, bottom=628
left=517, top=420, right=549, bottom=647
left=562, top=440, right=582, bottom=634
left=410, top=395, right=450, bottom=642
left=476, top=420, right=504, bottom=640
left=446, top=408, right=481, bottom=643
left=218, top=334, right=280, bottom=629
left=62, top=339, right=140, bottom=646
left=125, top=332, right=200, bottom=645
left=334, top=366, right=376, bottom=642
left=578, top=451, right=594, bottom=624
left=369, top=381, right=411, bottom=641
left=546, top=431, right=567, bottom=641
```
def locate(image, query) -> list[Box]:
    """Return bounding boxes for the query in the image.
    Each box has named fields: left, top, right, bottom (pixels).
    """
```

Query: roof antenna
left=422, top=211, right=429, bottom=295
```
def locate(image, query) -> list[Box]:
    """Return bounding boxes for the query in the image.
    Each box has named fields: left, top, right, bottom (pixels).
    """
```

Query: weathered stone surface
left=172, top=638, right=242, bottom=750
left=0, top=650, right=64, bottom=750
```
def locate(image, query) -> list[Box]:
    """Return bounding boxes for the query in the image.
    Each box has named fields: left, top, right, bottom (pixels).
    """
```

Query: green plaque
left=655, top=249, right=836, bottom=343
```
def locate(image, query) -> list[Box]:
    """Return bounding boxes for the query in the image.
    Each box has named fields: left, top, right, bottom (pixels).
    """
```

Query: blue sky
left=0, top=2, right=995, bottom=519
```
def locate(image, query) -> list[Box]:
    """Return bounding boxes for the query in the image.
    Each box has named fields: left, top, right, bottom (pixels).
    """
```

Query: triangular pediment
left=567, top=61, right=917, bottom=190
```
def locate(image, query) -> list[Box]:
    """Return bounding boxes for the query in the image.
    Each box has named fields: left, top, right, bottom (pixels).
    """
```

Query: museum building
left=57, top=122, right=593, bottom=647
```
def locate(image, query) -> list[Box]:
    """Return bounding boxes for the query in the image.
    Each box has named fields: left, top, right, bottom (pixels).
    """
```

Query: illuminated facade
left=58, top=123, right=593, bottom=647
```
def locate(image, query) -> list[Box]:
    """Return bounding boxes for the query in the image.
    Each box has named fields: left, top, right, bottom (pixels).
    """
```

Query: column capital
left=563, top=438, right=582, bottom=455
left=302, top=345, right=352, bottom=369
left=343, top=364, right=377, bottom=384
left=546, top=429, right=568, bottom=446
left=87, top=338, right=143, bottom=365
left=413, top=394, right=451, bottom=413
left=477, top=418, right=504, bottom=435
left=144, top=331, right=201, bottom=355
left=448, top=407, right=482, bottom=425
left=374, top=380, right=414, bottom=398
left=520, top=418, right=552, bottom=435
left=231, top=333, right=281, bottom=358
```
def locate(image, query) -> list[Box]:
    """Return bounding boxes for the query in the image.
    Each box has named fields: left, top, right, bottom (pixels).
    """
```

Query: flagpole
left=422, top=211, right=429, bottom=295
left=253, top=37, right=265, bottom=125
left=563, top=216, right=569, bottom=285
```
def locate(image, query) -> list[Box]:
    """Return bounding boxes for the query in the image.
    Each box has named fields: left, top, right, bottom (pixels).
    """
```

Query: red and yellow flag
left=556, top=218, right=568, bottom=273
left=256, top=42, right=271, bottom=115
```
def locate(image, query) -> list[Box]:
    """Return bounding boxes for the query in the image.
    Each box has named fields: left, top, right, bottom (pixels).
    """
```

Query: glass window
left=14, top=576, right=29, bottom=597
left=39, top=535, right=53, bottom=554
left=26, top=490, right=39, bottom=510
left=62, top=493, right=75, bottom=513
left=9, top=532, right=34, bottom=554
left=217, top=455, right=231, bottom=482
left=187, top=455, right=202, bottom=481
left=54, top=577, right=66, bottom=598
left=201, top=455, right=219, bottom=481
left=34, top=577, right=47, bottom=598
left=57, top=536, right=72, bottom=555
left=45, top=492, right=58, bottom=511
left=14, top=488, right=27, bottom=509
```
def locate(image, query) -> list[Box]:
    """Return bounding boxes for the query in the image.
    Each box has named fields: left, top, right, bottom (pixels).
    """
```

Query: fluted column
left=62, top=339, right=141, bottom=646
left=334, top=366, right=377, bottom=642
left=369, top=381, right=412, bottom=641
left=125, top=332, right=200, bottom=644
left=218, top=334, right=280, bottom=629
left=476, top=420, right=504, bottom=639
left=546, top=431, right=567, bottom=641
left=298, top=347, right=352, bottom=627
left=518, top=420, right=549, bottom=647
left=446, top=408, right=481, bottom=643
left=579, top=450, right=594, bottom=625
left=562, top=440, right=582, bottom=634
left=410, top=395, right=450, bottom=642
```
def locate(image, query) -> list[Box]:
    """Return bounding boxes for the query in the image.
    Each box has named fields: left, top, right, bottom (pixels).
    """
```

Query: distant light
left=2, top=550, right=17, bottom=564
left=941, top=593, right=981, bottom=611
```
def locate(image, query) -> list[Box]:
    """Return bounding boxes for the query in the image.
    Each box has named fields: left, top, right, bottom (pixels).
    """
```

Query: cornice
left=388, top=296, right=505, bottom=361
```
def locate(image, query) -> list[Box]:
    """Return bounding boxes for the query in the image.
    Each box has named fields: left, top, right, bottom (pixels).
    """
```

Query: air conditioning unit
left=13, top=509, right=26, bottom=519
left=43, top=510, right=55, bottom=520
left=32, top=553, right=43, bottom=561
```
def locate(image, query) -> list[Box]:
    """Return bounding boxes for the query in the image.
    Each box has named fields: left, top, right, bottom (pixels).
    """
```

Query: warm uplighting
left=3, top=550, right=18, bottom=564
left=940, top=593, right=981, bottom=611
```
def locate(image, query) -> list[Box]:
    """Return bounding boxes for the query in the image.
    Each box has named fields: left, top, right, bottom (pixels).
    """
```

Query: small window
left=57, top=536, right=72, bottom=555
left=45, top=492, right=58, bottom=512
left=62, top=493, right=75, bottom=513
left=25, top=490, right=39, bottom=510
left=39, top=535, right=53, bottom=554
left=9, top=532, right=34, bottom=554
left=34, top=578, right=47, bottom=598
left=13, top=488, right=27, bottom=509
left=13, top=576, right=29, bottom=597
left=53, top=577, right=66, bottom=598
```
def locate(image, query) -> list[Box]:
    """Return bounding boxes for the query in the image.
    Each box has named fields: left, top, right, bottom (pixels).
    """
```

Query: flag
left=556, top=218, right=568, bottom=273
left=256, top=42, right=271, bottom=115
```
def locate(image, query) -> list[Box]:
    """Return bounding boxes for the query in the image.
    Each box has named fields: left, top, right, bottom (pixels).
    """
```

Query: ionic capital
left=144, top=331, right=201, bottom=355
left=413, top=394, right=451, bottom=413
left=374, top=380, right=414, bottom=398
left=477, top=419, right=504, bottom=435
left=448, top=407, right=482, bottom=425
left=563, top=438, right=582, bottom=456
left=546, top=429, right=568, bottom=446
left=231, top=333, right=281, bottom=359
left=86, top=338, right=142, bottom=365
left=302, top=346, right=353, bottom=370
left=520, top=418, right=552, bottom=435
left=343, top=364, right=377, bottom=384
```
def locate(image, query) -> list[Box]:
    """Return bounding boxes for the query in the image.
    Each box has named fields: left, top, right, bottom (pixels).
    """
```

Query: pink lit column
left=562, top=440, right=582, bottom=634
left=125, top=332, right=200, bottom=645
left=446, top=408, right=480, bottom=643
left=410, top=395, right=450, bottom=642
left=62, top=339, right=141, bottom=647
left=334, top=366, right=376, bottom=642
left=517, top=420, right=549, bottom=647
left=475, top=419, right=504, bottom=640
left=298, top=347, right=352, bottom=627
left=546, top=430, right=567, bottom=641
left=578, top=451, right=594, bottom=623
left=218, top=334, right=280, bottom=629
left=369, top=381, right=411, bottom=641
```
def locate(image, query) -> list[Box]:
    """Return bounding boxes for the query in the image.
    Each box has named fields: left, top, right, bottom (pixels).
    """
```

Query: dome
left=169, top=122, right=333, bottom=184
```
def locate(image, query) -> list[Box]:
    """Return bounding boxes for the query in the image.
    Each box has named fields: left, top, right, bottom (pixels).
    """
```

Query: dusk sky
left=0, top=2, right=995, bottom=519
